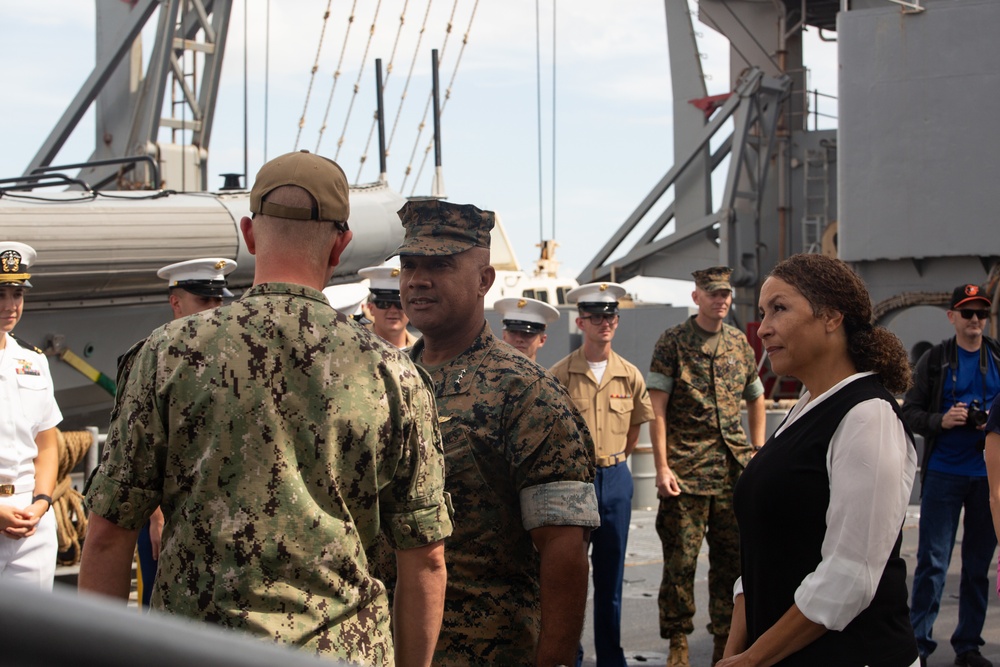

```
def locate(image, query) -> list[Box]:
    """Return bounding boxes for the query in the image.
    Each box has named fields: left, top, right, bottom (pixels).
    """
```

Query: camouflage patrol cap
left=249, top=150, right=350, bottom=226
left=390, top=199, right=494, bottom=257
left=692, top=266, right=733, bottom=291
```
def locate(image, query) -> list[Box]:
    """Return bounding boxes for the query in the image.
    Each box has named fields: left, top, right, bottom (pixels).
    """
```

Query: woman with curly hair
left=718, top=254, right=919, bottom=667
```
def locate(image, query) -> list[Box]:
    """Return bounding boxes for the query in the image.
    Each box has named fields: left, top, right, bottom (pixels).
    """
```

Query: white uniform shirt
left=0, top=333, right=62, bottom=489
left=734, top=371, right=917, bottom=631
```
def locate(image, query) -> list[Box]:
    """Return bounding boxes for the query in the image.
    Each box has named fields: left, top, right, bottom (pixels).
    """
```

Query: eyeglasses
left=958, top=309, right=990, bottom=320
left=581, top=314, right=618, bottom=324
left=372, top=298, right=402, bottom=310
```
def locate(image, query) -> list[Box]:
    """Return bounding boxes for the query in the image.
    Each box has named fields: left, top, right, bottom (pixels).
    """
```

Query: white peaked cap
left=157, top=258, right=237, bottom=284
left=494, top=297, right=560, bottom=333
left=566, top=282, right=627, bottom=305
left=358, top=266, right=402, bottom=293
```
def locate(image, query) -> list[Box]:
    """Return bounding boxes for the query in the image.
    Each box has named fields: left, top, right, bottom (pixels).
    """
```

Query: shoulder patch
left=10, top=334, right=43, bottom=355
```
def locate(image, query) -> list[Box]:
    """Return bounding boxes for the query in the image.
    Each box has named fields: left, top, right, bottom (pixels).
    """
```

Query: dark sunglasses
left=372, top=298, right=402, bottom=310
left=959, top=309, right=990, bottom=320
left=581, top=314, right=618, bottom=324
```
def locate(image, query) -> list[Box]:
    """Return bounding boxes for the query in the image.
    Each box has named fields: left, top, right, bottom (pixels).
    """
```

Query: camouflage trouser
left=655, top=491, right=740, bottom=639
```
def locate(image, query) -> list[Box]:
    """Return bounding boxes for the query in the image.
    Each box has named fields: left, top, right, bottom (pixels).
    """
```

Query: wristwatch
left=32, top=494, right=53, bottom=513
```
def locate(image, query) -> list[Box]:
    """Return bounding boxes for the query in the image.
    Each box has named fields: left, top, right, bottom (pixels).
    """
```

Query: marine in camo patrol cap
left=692, top=266, right=733, bottom=292
left=391, top=199, right=494, bottom=257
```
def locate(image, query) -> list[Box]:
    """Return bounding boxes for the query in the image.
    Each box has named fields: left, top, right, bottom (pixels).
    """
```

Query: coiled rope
left=53, top=429, right=95, bottom=566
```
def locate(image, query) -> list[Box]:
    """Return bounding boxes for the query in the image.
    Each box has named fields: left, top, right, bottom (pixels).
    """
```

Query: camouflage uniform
left=411, top=322, right=600, bottom=666
left=86, top=282, right=452, bottom=665
left=647, top=316, right=762, bottom=638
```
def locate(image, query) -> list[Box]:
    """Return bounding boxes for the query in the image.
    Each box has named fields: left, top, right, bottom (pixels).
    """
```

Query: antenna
left=375, top=58, right=387, bottom=183
left=431, top=48, right=445, bottom=198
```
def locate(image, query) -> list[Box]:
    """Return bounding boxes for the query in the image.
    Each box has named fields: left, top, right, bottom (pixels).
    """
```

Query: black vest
left=733, top=375, right=918, bottom=667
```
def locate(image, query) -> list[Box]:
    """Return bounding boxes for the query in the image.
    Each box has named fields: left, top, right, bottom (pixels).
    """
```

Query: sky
left=0, top=0, right=838, bottom=305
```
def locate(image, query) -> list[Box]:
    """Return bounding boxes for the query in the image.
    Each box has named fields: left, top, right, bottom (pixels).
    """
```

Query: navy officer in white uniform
left=493, top=296, right=560, bottom=363
left=0, top=242, right=62, bottom=589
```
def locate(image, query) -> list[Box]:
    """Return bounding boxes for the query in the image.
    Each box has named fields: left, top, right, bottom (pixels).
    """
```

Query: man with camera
left=902, top=283, right=1000, bottom=667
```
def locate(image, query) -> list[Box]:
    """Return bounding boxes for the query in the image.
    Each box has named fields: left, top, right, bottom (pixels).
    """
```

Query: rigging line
left=551, top=0, right=556, bottom=241
left=408, top=1, right=478, bottom=195
left=401, top=0, right=461, bottom=192
left=294, top=0, right=334, bottom=151
left=316, top=0, right=360, bottom=153
left=535, top=0, right=544, bottom=244
left=355, top=0, right=411, bottom=184
left=264, top=0, right=270, bottom=163
left=408, top=0, right=479, bottom=195
left=179, top=6, right=187, bottom=191
left=332, top=0, right=384, bottom=161
left=386, top=0, right=433, bottom=157
left=243, top=0, right=248, bottom=189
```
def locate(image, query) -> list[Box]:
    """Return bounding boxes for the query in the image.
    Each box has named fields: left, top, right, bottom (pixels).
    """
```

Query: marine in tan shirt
left=550, top=281, right=654, bottom=667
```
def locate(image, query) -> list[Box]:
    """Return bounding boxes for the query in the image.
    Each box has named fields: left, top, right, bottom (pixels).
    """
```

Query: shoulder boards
left=10, top=334, right=43, bottom=355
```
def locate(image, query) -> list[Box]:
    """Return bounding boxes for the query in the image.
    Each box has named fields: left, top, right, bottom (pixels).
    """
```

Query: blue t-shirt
left=985, top=393, right=1000, bottom=436
left=929, top=346, right=999, bottom=477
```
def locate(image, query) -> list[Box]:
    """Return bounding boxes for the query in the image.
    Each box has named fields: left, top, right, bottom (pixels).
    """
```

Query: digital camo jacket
left=648, top=317, right=761, bottom=495
left=86, top=282, right=452, bottom=666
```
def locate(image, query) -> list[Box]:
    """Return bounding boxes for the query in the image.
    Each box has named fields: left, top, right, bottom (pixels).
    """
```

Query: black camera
left=966, top=399, right=989, bottom=429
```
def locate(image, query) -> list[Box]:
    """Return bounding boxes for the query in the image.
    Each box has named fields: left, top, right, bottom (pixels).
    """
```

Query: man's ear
left=479, top=263, right=496, bottom=296
left=328, top=230, right=353, bottom=270
left=168, top=293, right=182, bottom=319
left=240, top=217, right=256, bottom=255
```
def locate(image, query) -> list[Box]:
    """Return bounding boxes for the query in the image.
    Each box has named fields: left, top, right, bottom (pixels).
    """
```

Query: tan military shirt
left=550, top=347, right=654, bottom=462
left=87, top=283, right=452, bottom=665
left=647, top=317, right=763, bottom=495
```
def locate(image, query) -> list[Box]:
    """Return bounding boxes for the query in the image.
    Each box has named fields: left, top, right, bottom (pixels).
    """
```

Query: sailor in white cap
left=133, top=257, right=237, bottom=607
left=358, top=265, right=419, bottom=350
left=551, top=281, right=654, bottom=665
left=0, top=242, right=62, bottom=590
left=494, top=296, right=560, bottom=363
left=157, top=257, right=238, bottom=319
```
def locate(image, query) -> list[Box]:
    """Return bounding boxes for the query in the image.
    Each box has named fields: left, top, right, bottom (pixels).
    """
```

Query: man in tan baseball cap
left=81, top=151, right=452, bottom=666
